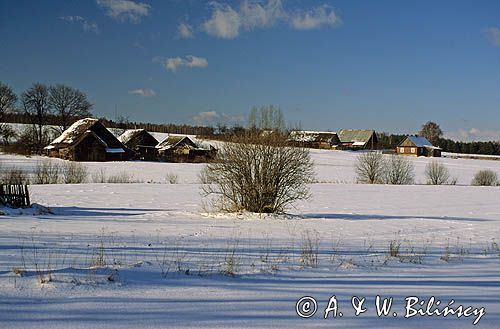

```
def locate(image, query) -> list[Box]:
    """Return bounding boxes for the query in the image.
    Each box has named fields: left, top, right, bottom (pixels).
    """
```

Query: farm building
left=289, top=131, right=340, bottom=149
left=397, top=136, right=442, bottom=157
left=338, top=129, right=378, bottom=149
left=45, top=118, right=132, bottom=161
left=118, top=129, right=158, bottom=161
left=156, top=135, right=216, bottom=163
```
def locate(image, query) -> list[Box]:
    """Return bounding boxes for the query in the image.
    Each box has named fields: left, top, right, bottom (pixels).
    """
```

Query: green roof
left=338, top=129, right=375, bottom=144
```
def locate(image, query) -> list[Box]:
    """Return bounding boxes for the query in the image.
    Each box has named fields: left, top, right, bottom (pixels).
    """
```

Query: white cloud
left=60, top=16, right=100, bottom=34
left=177, top=22, right=194, bottom=39
left=240, top=0, right=285, bottom=29
left=128, top=88, right=156, bottom=97
left=201, top=1, right=340, bottom=39
left=154, top=55, right=208, bottom=72
left=444, top=128, right=500, bottom=142
left=96, top=0, right=151, bottom=23
left=484, top=27, right=500, bottom=46
left=290, top=4, right=340, bottom=30
left=192, top=111, right=245, bottom=125
left=202, top=3, right=241, bottom=39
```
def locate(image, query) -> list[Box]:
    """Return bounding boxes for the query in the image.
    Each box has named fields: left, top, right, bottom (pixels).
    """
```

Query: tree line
left=2, top=81, right=499, bottom=156
left=0, top=82, right=92, bottom=152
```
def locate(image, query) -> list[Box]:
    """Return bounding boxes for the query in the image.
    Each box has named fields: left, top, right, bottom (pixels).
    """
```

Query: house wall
left=74, top=135, right=107, bottom=161
left=397, top=146, right=441, bottom=157
left=397, top=146, right=423, bottom=156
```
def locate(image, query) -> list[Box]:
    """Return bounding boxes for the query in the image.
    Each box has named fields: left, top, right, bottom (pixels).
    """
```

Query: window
left=400, top=147, right=405, bottom=153
left=411, top=147, right=416, bottom=153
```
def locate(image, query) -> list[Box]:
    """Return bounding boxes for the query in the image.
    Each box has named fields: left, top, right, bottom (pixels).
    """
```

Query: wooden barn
left=397, top=136, right=442, bottom=157
left=45, top=118, right=131, bottom=161
left=156, top=135, right=216, bottom=163
left=118, top=129, right=158, bottom=161
left=338, top=129, right=378, bottom=150
left=288, top=131, right=340, bottom=149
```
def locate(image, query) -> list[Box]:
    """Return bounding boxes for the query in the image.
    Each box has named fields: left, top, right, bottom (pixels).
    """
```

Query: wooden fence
left=0, top=184, right=31, bottom=208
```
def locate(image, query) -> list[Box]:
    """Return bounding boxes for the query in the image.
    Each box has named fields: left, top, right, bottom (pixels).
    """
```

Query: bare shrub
left=300, top=230, right=319, bottom=268
left=62, top=162, right=88, bottom=184
left=221, top=239, right=241, bottom=277
left=91, top=168, right=107, bottom=183
left=165, top=173, right=179, bottom=184
left=383, top=155, right=415, bottom=185
left=1, top=167, right=30, bottom=184
left=34, top=160, right=60, bottom=184
left=471, top=170, right=498, bottom=186
left=388, top=239, right=401, bottom=257
left=107, top=172, right=134, bottom=183
left=355, top=152, right=384, bottom=184
left=201, top=132, right=314, bottom=213
left=425, top=160, right=450, bottom=185
left=198, top=167, right=212, bottom=184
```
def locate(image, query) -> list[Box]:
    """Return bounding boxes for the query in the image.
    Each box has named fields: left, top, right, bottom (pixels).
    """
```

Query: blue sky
left=1, top=0, right=499, bottom=140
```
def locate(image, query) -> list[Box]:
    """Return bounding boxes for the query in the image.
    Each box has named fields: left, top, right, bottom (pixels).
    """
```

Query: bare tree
left=0, top=82, right=17, bottom=121
left=21, top=83, right=52, bottom=150
left=355, top=152, right=384, bottom=184
left=49, top=84, right=92, bottom=132
left=384, top=155, right=415, bottom=185
left=0, top=82, right=18, bottom=142
left=419, top=121, right=443, bottom=145
left=248, top=105, right=285, bottom=132
left=201, top=132, right=314, bottom=213
left=425, top=160, right=450, bottom=185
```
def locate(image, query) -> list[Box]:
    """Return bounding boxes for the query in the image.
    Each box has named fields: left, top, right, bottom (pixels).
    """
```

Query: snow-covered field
left=0, top=150, right=499, bottom=328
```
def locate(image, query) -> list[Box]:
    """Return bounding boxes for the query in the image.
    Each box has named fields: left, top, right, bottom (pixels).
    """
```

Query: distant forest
left=3, top=113, right=500, bottom=156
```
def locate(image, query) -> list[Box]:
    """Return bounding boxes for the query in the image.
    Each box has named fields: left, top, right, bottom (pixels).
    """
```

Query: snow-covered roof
left=156, top=134, right=214, bottom=151
left=49, top=118, right=99, bottom=145
left=118, top=129, right=145, bottom=144
left=156, top=135, right=195, bottom=151
left=289, top=130, right=338, bottom=143
left=406, top=136, right=441, bottom=149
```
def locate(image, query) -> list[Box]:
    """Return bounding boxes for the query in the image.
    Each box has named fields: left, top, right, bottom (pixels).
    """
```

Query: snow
left=49, top=118, right=98, bottom=145
left=0, top=149, right=499, bottom=328
left=117, top=129, right=144, bottom=144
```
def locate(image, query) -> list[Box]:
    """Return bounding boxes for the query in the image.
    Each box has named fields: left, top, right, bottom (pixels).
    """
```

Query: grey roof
left=338, top=129, right=375, bottom=144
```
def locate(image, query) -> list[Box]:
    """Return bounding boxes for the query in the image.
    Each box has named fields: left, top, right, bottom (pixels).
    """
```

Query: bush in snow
left=33, top=160, right=60, bottom=184
left=355, top=152, right=384, bottom=184
left=91, top=168, right=107, bottom=183
left=425, top=160, right=450, bottom=185
left=201, top=131, right=314, bottom=213
left=1, top=167, right=30, bottom=185
left=107, top=172, right=137, bottom=183
left=383, top=155, right=415, bottom=185
left=471, top=169, right=498, bottom=186
left=62, top=162, right=88, bottom=184
left=165, top=173, right=179, bottom=184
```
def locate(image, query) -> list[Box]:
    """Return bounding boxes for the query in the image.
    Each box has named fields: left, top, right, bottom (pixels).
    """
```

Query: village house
left=338, top=129, right=378, bottom=150
left=288, top=131, right=340, bottom=149
left=118, top=129, right=158, bottom=161
left=397, top=136, right=442, bottom=157
left=45, top=118, right=131, bottom=161
left=156, top=135, right=216, bottom=163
